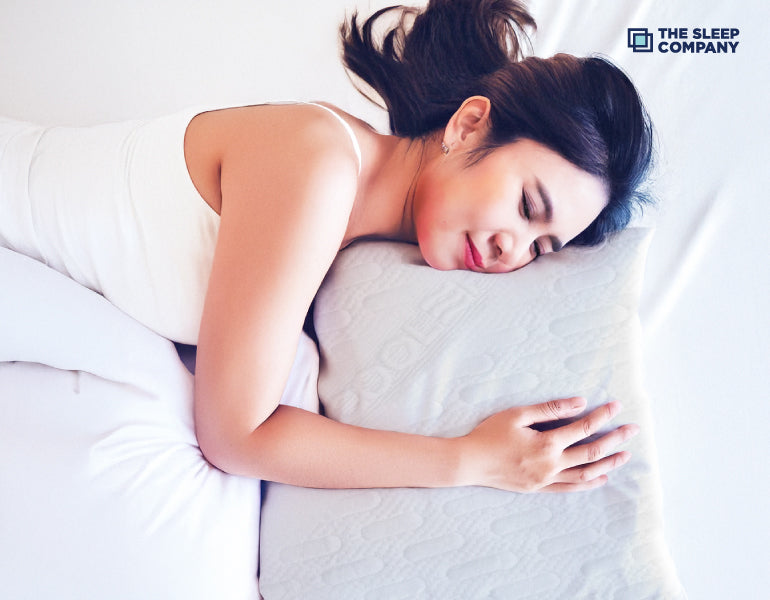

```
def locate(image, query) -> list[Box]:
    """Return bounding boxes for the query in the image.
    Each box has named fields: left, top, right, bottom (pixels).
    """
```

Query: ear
left=443, top=96, right=491, bottom=151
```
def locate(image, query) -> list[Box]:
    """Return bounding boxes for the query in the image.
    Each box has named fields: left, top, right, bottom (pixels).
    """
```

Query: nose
left=491, top=232, right=532, bottom=272
left=492, top=231, right=513, bottom=259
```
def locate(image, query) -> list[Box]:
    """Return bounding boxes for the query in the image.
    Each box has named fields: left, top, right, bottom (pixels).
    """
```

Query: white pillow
left=259, top=228, right=686, bottom=599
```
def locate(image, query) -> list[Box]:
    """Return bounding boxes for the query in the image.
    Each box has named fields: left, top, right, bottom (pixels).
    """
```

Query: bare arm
left=201, top=397, right=637, bottom=492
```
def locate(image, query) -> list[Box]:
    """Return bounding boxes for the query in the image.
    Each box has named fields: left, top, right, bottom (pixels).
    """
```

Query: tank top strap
left=303, top=102, right=362, bottom=176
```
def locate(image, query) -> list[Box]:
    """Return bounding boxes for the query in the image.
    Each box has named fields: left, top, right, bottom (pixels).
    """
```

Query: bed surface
left=1, top=1, right=767, bottom=598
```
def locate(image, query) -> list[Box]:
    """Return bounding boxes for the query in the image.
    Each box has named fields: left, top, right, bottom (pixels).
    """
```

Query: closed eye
left=522, top=192, right=542, bottom=258
left=522, top=191, right=533, bottom=220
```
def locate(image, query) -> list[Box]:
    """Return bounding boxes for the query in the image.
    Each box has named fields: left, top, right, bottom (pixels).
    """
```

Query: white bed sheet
left=0, top=248, right=262, bottom=599
left=0, top=1, right=767, bottom=598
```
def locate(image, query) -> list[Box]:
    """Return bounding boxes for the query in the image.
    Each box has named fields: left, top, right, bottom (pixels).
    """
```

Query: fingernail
left=571, top=397, right=586, bottom=409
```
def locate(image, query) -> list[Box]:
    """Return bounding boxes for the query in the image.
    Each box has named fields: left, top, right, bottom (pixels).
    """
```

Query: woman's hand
left=458, top=397, right=639, bottom=493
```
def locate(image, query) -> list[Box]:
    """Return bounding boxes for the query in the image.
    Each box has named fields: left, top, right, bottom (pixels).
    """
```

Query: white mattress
left=0, top=1, right=767, bottom=598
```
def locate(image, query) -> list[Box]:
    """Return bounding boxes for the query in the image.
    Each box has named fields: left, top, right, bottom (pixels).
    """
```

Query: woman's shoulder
left=189, top=102, right=362, bottom=170
left=184, top=102, right=362, bottom=214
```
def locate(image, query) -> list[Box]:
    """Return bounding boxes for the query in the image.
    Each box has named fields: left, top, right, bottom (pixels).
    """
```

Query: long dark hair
left=340, top=0, right=654, bottom=246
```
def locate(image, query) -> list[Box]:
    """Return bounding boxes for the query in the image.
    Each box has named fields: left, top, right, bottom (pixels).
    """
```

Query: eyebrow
left=535, top=177, right=563, bottom=252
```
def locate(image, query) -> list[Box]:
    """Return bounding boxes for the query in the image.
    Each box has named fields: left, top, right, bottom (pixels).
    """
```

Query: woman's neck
left=342, top=130, right=435, bottom=248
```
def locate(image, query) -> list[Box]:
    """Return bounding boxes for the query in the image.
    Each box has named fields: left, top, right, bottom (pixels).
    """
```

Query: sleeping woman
left=0, top=0, right=652, bottom=493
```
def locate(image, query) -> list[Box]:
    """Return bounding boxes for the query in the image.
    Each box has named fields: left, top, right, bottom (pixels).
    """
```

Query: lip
left=464, top=235, right=484, bottom=270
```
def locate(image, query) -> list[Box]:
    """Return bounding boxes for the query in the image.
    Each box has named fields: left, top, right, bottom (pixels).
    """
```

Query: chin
left=416, top=230, right=457, bottom=271
left=427, top=262, right=452, bottom=271
left=418, top=244, right=452, bottom=271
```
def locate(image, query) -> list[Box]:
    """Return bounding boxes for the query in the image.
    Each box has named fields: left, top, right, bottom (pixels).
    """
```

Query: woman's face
left=412, top=138, right=608, bottom=273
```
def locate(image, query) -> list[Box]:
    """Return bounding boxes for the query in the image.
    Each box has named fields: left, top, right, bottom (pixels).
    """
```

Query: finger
left=557, top=451, right=632, bottom=484
left=541, top=475, right=608, bottom=493
left=551, top=401, right=622, bottom=447
left=562, top=424, right=639, bottom=467
left=517, top=396, right=587, bottom=427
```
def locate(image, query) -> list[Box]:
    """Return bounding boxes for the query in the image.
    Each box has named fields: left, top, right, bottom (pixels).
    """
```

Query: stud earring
left=441, top=141, right=450, bottom=155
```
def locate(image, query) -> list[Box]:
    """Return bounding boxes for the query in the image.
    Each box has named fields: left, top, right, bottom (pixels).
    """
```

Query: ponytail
left=340, top=0, right=535, bottom=137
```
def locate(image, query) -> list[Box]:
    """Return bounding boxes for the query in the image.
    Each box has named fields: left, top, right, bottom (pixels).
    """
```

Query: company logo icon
left=627, top=28, right=653, bottom=52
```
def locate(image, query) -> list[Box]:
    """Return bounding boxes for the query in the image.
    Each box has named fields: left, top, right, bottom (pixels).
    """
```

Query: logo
left=626, top=27, right=740, bottom=54
left=627, top=28, right=654, bottom=52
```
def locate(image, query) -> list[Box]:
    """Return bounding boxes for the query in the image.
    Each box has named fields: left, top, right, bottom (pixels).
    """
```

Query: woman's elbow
left=193, top=384, right=278, bottom=477
left=195, top=421, right=265, bottom=477
left=197, top=429, right=240, bottom=474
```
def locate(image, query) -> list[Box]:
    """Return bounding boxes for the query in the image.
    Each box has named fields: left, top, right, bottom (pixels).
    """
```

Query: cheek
left=415, top=220, right=452, bottom=270
left=414, top=173, right=476, bottom=232
left=413, top=200, right=456, bottom=270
